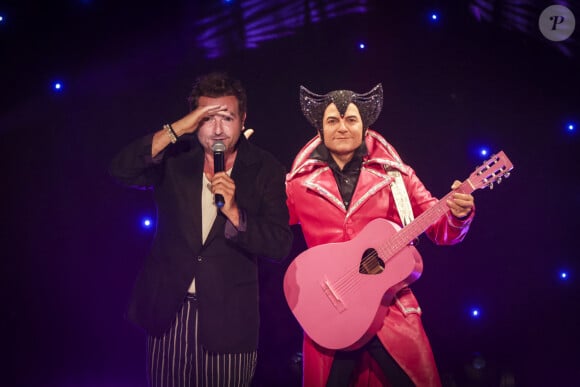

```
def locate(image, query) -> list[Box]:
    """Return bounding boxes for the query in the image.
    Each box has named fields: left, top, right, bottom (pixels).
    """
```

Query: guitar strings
left=331, top=249, right=385, bottom=294
left=336, top=251, right=381, bottom=294
left=327, top=232, right=409, bottom=297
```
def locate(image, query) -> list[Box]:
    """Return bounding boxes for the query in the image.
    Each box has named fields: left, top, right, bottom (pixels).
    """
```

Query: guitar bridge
left=321, top=279, right=346, bottom=313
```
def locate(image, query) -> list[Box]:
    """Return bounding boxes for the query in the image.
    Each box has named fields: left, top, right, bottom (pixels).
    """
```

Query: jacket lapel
left=173, top=139, right=205, bottom=252
left=346, top=166, right=393, bottom=218
left=303, top=167, right=346, bottom=212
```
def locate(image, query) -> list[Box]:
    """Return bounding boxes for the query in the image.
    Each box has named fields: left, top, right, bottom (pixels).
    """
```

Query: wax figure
left=285, top=84, right=475, bottom=386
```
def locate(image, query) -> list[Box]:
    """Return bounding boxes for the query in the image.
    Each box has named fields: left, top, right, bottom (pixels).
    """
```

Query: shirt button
left=197, top=256, right=203, bottom=262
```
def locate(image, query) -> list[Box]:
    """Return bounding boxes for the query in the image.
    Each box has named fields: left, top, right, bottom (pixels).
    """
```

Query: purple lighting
left=192, top=0, right=369, bottom=59
left=53, top=82, right=63, bottom=91
left=470, top=308, right=481, bottom=318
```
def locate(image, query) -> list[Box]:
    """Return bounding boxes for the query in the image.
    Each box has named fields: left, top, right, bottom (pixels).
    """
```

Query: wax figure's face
left=196, top=95, right=245, bottom=154
left=321, top=102, right=364, bottom=157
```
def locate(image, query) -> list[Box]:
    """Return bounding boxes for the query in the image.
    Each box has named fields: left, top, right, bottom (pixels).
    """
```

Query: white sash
left=387, top=169, right=414, bottom=226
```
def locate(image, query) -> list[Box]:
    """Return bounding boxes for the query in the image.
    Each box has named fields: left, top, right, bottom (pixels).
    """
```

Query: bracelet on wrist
left=164, top=124, right=178, bottom=144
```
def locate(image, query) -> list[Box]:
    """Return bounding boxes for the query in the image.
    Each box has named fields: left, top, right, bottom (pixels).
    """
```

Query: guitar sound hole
left=359, top=248, right=385, bottom=275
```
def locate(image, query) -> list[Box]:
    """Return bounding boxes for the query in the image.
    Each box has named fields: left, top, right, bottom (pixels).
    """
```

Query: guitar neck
left=380, top=180, right=474, bottom=258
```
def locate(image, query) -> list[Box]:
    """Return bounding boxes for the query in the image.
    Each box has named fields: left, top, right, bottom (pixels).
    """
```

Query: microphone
left=212, top=140, right=226, bottom=208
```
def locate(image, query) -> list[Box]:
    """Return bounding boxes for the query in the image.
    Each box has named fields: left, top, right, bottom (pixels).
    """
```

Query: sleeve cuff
left=447, top=210, right=473, bottom=228
left=140, top=134, right=165, bottom=165
left=225, top=209, right=247, bottom=239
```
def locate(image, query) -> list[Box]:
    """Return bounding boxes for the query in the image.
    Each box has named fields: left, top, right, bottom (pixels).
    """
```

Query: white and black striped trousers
left=146, top=293, right=258, bottom=387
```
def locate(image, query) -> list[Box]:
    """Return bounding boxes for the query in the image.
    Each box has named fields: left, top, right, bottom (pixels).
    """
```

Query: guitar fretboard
left=378, top=181, right=473, bottom=260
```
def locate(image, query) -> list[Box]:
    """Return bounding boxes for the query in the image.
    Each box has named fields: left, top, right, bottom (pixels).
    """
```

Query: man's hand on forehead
left=202, top=104, right=228, bottom=115
left=201, top=104, right=235, bottom=119
left=199, top=105, right=233, bottom=122
left=214, top=110, right=236, bottom=119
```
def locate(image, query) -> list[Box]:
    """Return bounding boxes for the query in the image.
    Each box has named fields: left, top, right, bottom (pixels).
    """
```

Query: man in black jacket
left=110, top=72, right=293, bottom=387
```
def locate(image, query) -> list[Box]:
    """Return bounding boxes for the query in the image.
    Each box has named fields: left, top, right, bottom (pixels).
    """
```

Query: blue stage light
left=142, top=217, right=154, bottom=229
left=470, top=307, right=480, bottom=318
left=567, top=123, right=575, bottom=132
left=359, top=42, right=366, bottom=49
left=478, top=147, right=489, bottom=157
left=0, top=16, right=4, bottom=23
left=559, top=271, right=569, bottom=280
left=53, top=82, right=63, bottom=91
left=431, top=13, right=439, bottom=21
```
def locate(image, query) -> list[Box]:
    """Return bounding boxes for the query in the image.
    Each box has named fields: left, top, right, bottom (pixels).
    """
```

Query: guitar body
left=283, top=218, right=423, bottom=351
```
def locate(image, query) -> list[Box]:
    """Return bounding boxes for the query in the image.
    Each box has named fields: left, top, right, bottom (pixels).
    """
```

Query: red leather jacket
left=286, top=130, right=474, bottom=387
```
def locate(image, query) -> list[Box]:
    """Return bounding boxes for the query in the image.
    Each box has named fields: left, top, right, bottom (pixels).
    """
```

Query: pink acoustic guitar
left=284, top=151, right=513, bottom=351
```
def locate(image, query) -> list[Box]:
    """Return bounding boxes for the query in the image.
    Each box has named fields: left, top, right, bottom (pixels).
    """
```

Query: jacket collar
left=287, top=129, right=409, bottom=182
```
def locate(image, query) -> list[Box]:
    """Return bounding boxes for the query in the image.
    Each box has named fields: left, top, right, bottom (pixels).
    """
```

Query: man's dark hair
left=188, top=72, right=247, bottom=116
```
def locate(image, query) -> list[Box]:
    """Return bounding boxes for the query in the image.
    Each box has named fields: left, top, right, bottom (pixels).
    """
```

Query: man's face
left=196, top=95, right=245, bottom=154
left=321, top=102, right=364, bottom=158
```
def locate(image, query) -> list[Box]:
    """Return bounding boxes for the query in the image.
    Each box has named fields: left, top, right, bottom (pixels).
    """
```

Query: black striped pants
left=146, top=294, right=257, bottom=387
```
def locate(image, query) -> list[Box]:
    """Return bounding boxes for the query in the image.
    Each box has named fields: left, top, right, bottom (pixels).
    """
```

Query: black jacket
left=110, top=133, right=292, bottom=353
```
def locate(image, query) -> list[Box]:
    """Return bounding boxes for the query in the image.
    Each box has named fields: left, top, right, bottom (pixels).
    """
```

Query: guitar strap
left=387, top=169, right=422, bottom=315
left=387, top=169, right=414, bottom=226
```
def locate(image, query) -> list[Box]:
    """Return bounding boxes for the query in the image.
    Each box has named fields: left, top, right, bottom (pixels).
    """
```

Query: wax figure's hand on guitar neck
left=447, top=180, right=474, bottom=219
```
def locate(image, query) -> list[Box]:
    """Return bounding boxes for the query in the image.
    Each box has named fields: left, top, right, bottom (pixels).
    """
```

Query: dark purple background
left=1, top=1, right=578, bottom=386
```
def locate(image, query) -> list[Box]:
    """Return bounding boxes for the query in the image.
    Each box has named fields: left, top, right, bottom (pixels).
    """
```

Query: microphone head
left=212, top=140, right=226, bottom=152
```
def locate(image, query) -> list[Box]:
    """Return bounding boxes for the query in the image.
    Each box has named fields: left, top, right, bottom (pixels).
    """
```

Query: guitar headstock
left=467, top=151, right=514, bottom=191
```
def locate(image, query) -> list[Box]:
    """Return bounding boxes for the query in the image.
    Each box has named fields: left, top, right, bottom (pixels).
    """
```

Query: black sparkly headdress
left=299, top=84, right=383, bottom=129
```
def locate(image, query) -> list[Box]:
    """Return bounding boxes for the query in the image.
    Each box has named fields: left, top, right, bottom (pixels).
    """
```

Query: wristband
left=164, top=124, right=177, bottom=143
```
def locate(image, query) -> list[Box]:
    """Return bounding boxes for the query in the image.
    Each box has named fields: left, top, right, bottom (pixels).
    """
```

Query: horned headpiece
left=299, top=84, right=383, bottom=129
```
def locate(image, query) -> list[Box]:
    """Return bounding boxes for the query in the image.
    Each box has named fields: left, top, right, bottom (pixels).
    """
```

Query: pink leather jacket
left=286, top=130, right=474, bottom=387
